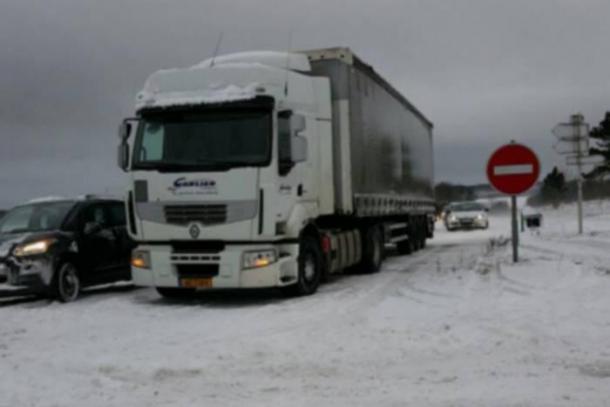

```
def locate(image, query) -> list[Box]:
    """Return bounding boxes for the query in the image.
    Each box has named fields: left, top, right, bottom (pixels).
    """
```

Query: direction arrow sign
left=553, top=138, right=589, bottom=155
left=486, top=143, right=540, bottom=195
left=552, top=123, right=589, bottom=140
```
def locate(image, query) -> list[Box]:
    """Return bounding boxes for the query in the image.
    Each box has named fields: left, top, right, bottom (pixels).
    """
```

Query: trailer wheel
left=285, top=236, right=322, bottom=296
left=396, top=239, right=413, bottom=255
left=360, top=225, right=384, bottom=273
left=418, top=219, right=427, bottom=249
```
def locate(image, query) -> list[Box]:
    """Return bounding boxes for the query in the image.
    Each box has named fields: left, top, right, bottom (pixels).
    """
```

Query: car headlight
left=131, top=250, right=151, bottom=269
left=13, top=239, right=56, bottom=257
left=243, top=250, right=277, bottom=269
left=448, top=214, right=457, bottom=222
left=476, top=214, right=484, bottom=220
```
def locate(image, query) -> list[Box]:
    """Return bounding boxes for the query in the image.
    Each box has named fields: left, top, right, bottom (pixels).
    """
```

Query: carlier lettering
left=173, top=177, right=216, bottom=189
left=168, top=177, right=218, bottom=194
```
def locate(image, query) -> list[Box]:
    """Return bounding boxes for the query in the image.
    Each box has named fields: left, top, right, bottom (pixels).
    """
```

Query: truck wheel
left=360, top=225, right=384, bottom=273
left=51, top=262, right=81, bottom=303
left=396, top=239, right=413, bottom=255
left=418, top=221, right=427, bottom=249
left=285, top=236, right=322, bottom=296
left=156, top=287, right=197, bottom=299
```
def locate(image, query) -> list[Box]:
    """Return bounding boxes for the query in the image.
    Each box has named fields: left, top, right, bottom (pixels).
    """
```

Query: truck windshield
left=132, top=110, right=271, bottom=171
left=0, top=201, right=75, bottom=234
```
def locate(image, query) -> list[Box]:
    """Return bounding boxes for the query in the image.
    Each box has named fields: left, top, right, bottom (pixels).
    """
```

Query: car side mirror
left=84, top=222, right=102, bottom=236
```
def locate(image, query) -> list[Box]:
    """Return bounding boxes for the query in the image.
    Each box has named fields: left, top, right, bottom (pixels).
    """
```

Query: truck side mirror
left=291, top=135, right=307, bottom=163
left=118, top=142, right=130, bottom=172
left=117, top=119, right=138, bottom=172
left=290, top=114, right=307, bottom=163
left=278, top=111, right=307, bottom=175
left=290, top=114, right=306, bottom=134
left=119, top=120, right=132, bottom=141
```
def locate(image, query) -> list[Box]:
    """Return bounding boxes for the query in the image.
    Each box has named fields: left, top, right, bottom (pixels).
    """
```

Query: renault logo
left=189, top=224, right=200, bottom=239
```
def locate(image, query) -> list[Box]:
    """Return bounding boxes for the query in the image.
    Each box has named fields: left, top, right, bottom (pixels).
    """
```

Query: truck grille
left=164, top=205, right=227, bottom=225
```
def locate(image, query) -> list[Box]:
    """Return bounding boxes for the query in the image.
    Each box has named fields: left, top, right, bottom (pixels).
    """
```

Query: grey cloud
left=1, top=0, right=609, bottom=208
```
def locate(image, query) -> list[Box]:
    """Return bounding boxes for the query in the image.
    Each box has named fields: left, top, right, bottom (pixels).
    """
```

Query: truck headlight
left=243, top=250, right=277, bottom=269
left=13, top=239, right=55, bottom=257
left=131, top=250, right=151, bottom=269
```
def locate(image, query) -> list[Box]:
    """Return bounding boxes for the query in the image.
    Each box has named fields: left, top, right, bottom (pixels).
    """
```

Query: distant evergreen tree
left=586, top=112, right=610, bottom=179
left=541, top=167, right=567, bottom=208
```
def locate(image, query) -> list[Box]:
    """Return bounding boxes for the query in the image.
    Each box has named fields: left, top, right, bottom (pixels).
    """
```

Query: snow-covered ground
left=1, top=202, right=609, bottom=406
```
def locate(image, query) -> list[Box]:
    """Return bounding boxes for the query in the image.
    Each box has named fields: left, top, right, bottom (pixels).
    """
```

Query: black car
left=0, top=197, right=134, bottom=302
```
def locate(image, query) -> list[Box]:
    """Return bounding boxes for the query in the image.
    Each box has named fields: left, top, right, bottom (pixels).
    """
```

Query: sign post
left=552, top=114, right=591, bottom=235
left=486, top=142, right=540, bottom=262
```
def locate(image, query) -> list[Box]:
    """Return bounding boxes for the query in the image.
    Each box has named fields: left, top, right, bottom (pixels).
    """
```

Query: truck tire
left=360, top=225, right=384, bottom=273
left=284, top=236, right=322, bottom=296
left=418, top=219, right=427, bottom=249
left=396, top=238, right=414, bottom=255
left=156, top=287, right=197, bottom=299
left=51, top=262, right=81, bottom=303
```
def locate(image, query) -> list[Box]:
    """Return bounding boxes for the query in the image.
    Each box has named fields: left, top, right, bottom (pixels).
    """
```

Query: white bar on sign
left=493, top=164, right=534, bottom=176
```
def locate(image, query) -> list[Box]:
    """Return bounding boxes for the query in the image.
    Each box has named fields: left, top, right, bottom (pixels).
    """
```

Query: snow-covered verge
left=0, top=202, right=609, bottom=406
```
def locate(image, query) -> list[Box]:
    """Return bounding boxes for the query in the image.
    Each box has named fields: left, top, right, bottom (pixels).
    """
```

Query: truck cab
left=119, top=48, right=435, bottom=298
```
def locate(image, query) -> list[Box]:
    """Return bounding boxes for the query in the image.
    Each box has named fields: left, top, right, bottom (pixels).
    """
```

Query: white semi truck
left=118, top=47, right=435, bottom=297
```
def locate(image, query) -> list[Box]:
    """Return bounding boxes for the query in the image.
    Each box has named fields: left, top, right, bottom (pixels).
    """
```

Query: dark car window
left=107, top=202, right=126, bottom=227
left=81, top=204, right=109, bottom=229
left=0, top=201, right=75, bottom=234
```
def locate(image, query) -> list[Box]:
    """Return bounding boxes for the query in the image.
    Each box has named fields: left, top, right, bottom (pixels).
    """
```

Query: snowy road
left=1, top=205, right=610, bottom=406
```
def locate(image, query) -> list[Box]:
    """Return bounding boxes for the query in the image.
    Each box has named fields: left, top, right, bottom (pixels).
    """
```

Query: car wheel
left=284, top=236, right=322, bottom=296
left=156, top=287, right=197, bottom=299
left=53, top=262, right=81, bottom=303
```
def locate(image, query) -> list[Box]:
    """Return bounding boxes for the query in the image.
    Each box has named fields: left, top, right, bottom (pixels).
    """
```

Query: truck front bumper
left=132, top=243, right=299, bottom=289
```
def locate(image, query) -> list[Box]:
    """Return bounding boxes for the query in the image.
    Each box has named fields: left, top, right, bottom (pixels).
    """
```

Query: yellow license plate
left=180, top=278, right=213, bottom=288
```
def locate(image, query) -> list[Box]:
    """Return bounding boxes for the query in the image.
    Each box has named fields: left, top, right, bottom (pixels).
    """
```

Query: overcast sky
left=1, top=0, right=609, bottom=208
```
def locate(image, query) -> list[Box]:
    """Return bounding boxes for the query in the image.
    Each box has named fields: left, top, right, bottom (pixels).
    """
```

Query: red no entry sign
left=486, top=143, right=540, bottom=195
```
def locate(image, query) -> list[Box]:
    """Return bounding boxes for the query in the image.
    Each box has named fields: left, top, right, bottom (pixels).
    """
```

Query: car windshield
left=132, top=109, right=272, bottom=171
left=0, top=201, right=75, bottom=234
left=450, top=202, right=485, bottom=212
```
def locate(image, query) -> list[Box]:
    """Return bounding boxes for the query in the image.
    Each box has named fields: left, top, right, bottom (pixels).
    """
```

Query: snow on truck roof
left=135, top=50, right=336, bottom=111
left=196, top=51, right=312, bottom=72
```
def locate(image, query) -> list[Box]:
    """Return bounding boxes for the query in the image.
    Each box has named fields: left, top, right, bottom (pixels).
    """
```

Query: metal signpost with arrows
left=486, top=142, right=540, bottom=262
left=552, top=114, right=600, bottom=234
